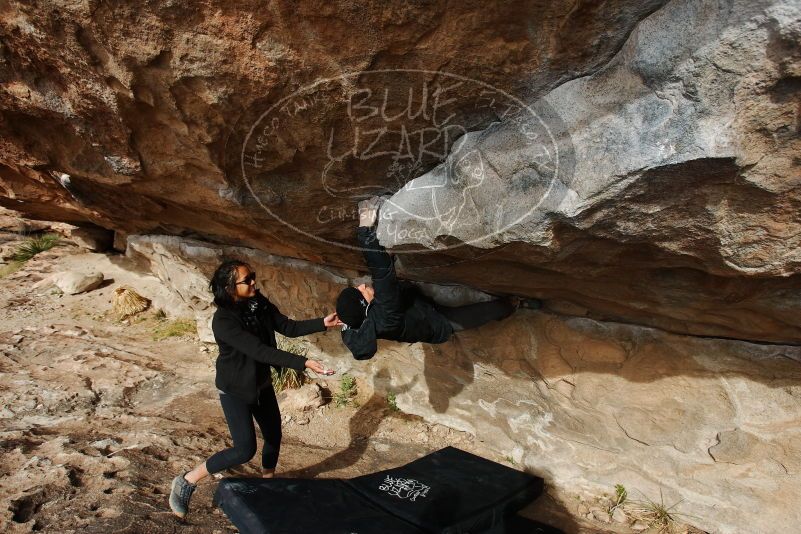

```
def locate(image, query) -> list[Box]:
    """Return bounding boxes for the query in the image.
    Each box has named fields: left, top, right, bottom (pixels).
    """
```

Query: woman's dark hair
left=210, top=259, right=251, bottom=309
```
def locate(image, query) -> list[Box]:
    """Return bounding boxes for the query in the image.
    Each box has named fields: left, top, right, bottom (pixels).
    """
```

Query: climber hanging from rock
left=336, top=196, right=542, bottom=361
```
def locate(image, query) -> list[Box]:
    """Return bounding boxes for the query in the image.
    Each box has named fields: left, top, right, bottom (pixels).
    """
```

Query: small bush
left=608, top=483, right=627, bottom=514
left=271, top=336, right=309, bottom=392
left=628, top=488, right=691, bottom=533
left=152, top=318, right=196, bottom=340
left=271, top=367, right=304, bottom=392
left=387, top=391, right=399, bottom=411
left=13, top=233, right=59, bottom=262
left=334, top=374, right=356, bottom=407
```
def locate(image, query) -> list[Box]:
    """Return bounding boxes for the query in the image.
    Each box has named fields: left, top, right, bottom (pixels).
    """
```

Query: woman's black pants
left=206, top=385, right=282, bottom=474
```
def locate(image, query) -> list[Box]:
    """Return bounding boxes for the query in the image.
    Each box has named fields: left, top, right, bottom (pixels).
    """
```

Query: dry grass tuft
left=112, top=286, right=151, bottom=319
left=271, top=368, right=304, bottom=392
left=272, top=335, right=308, bottom=392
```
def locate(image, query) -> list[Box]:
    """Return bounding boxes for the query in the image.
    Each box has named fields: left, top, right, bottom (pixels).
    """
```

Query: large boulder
left=377, top=0, right=801, bottom=343
left=0, top=0, right=798, bottom=345
left=52, top=271, right=104, bottom=294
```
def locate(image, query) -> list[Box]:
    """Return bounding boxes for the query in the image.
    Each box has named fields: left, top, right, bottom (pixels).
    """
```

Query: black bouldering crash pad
left=214, top=478, right=426, bottom=534
left=214, top=446, right=551, bottom=534
left=345, top=447, right=544, bottom=533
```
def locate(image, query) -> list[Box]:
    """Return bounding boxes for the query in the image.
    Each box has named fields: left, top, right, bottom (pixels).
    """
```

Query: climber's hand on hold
left=358, top=196, right=381, bottom=227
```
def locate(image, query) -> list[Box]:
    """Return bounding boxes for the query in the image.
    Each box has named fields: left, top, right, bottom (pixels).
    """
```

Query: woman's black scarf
left=235, top=291, right=267, bottom=338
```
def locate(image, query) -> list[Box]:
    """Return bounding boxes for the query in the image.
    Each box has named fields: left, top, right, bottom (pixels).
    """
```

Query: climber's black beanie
left=336, top=286, right=368, bottom=328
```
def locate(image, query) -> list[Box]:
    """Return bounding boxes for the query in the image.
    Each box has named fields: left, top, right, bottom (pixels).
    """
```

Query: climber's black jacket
left=212, top=289, right=325, bottom=403
left=341, top=225, right=454, bottom=360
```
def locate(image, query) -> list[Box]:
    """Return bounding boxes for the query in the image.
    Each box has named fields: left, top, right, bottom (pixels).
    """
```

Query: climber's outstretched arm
left=357, top=197, right=403, bottom=329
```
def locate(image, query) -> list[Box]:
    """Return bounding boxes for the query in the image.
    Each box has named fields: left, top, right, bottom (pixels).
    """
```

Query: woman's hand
left=305, top=359, right=334, bottom=375
left=323, top=312, right=344, bottom=328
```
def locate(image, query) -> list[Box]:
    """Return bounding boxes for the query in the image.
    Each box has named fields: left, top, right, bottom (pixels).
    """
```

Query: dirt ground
left=0, top=231, right=703, bottom=534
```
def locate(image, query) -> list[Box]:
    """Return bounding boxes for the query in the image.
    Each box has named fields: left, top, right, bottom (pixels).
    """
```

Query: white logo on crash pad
left=378, top=476, right=430, bottom=502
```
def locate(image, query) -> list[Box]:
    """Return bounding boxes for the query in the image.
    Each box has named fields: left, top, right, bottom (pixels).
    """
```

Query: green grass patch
left=13, top=233, right=60, bottom=262
left=152, top=317, right=196, bottom=340
left=0, top=261, right=24, bottom=278
left=608, top=483, right=627, bottom=515
left=334, top=374, right=357, bottom=407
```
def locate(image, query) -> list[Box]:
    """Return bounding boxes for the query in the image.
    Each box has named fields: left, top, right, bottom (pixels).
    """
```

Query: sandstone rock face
left=129, top=234, right=801, bottom=533
left=378, top=0, right=801, bottom=343
left=2, top=0, right=801, bottom=532
left=0, top=206, right=115, bottom=252
left=126, top=234, right=351, bottom=343
left=4, top=0, right=799, bottom=344
left=0, top=0, right=665, bottom=251
left=64, top=226, right=114, bottom=252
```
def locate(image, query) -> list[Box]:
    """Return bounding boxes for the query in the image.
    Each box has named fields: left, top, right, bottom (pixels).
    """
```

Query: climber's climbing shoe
left=518, top=298, right=542, bottom=310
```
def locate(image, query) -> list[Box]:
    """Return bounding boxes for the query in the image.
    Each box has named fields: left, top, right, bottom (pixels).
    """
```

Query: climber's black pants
left=206, top=385, right=282, bottom=473
left=433, top=299, right=516, bottom=332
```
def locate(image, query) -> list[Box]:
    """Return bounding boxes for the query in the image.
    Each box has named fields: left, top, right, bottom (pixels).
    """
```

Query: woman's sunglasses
left=236, top=272, right=257, bottom=286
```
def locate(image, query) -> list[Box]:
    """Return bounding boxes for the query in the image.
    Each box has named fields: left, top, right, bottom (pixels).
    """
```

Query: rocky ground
left=0, top=230, right=705, bottom=533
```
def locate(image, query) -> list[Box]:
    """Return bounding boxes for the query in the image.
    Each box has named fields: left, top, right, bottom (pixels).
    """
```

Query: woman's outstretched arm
left=266, top=300, right=331, bottom=338
left=212, top=312, right=308, bottom=369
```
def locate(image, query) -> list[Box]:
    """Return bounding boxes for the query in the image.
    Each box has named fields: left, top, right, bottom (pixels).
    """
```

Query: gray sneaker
left=169, top=472, right=197, bottom=519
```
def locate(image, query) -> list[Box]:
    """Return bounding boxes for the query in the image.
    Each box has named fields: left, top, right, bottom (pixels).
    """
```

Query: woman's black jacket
left=211, top=290, right=326, bottom=403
